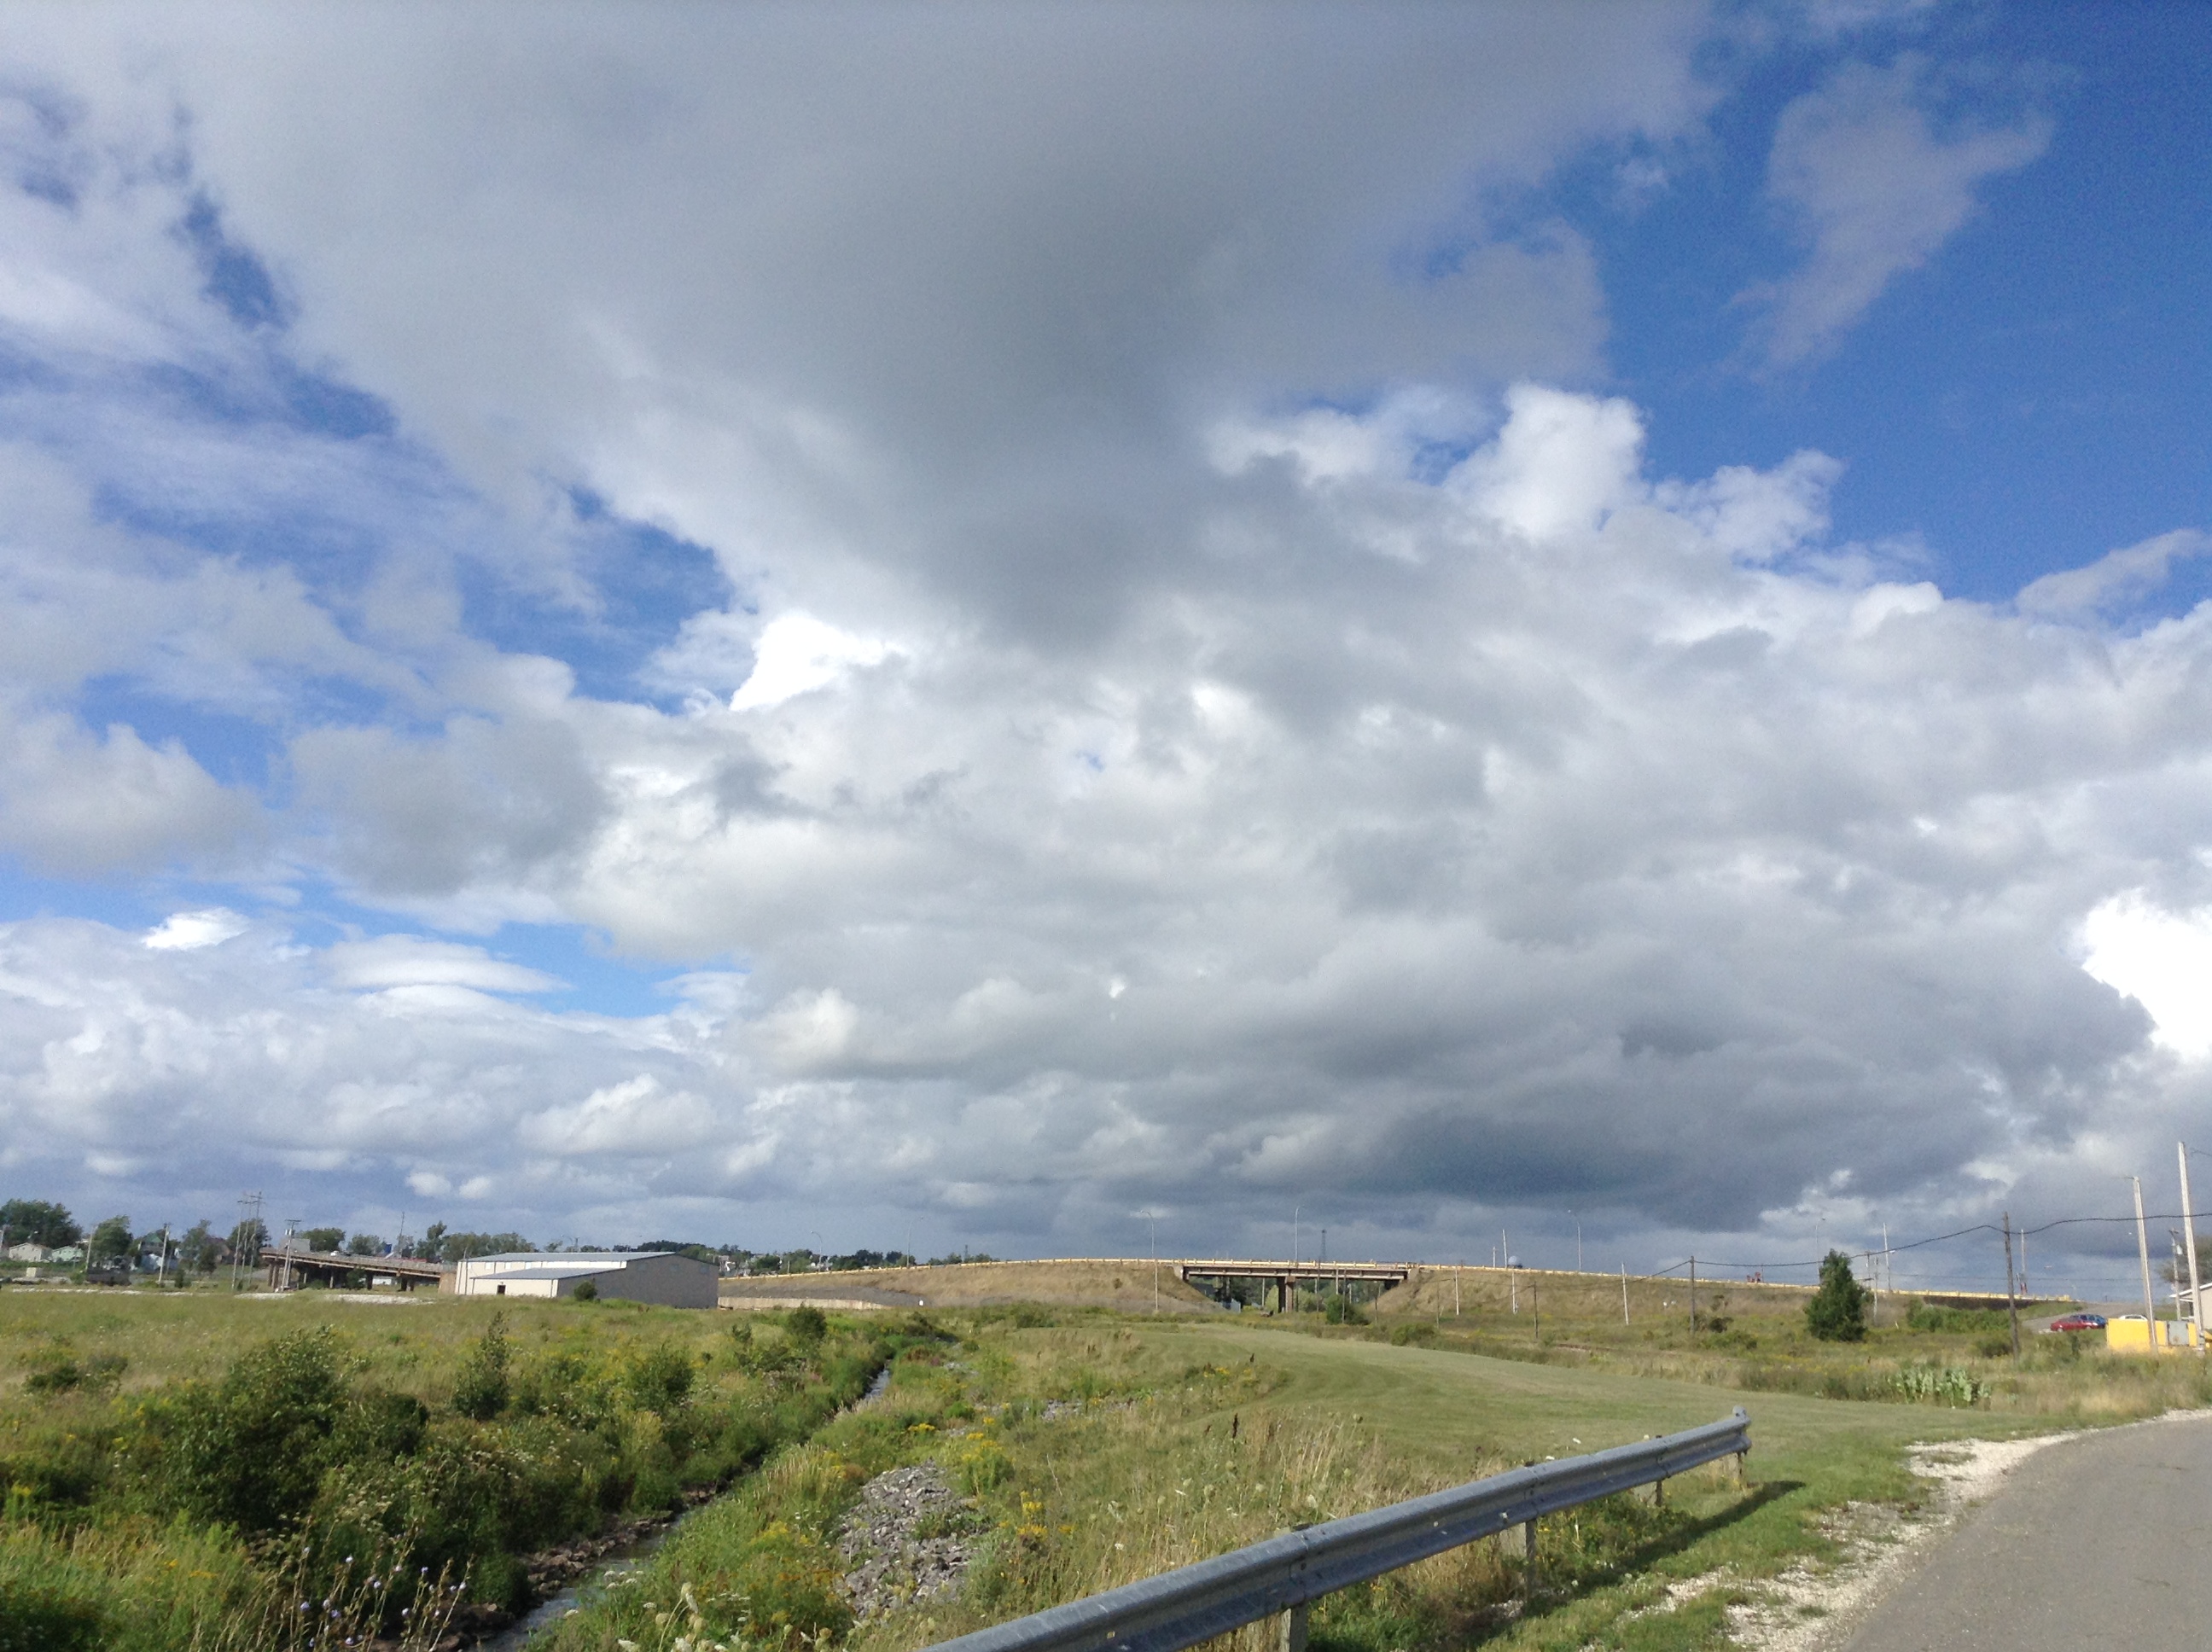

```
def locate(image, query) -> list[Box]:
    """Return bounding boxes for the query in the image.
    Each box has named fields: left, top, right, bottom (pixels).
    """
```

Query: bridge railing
left=927, top=1408, right=1750, bottom=1652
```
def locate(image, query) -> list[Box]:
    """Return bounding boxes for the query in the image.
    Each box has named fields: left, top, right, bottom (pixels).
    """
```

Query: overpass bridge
left=263, top=1247, right=449, bottom=1292
left=1179, top=1258, right=1411, bottom=1310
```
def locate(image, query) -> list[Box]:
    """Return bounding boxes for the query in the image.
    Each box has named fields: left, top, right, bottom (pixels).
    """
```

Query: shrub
left=0, top=1573, right=104, bottom=1652
left=162, top=1327, right=352, bottom=1533
left=1905, top=1301, right=2010, bottom=1335
left=21, top=1348, right=125, bottom=1398
left=451, top=1315, right=511, bottom=1421
left=626, top=1343, right=698, bottom=1415
left=1894, top=1363, right=1988, bottom=1406
left=572, top=1277, right=597, bottom=1301
left=1323, top=1294, right=1368, bottom=1325
left=783, top=1306, right=828, bottom=1347
left=1805, top=1250, right=1869, bottom=1342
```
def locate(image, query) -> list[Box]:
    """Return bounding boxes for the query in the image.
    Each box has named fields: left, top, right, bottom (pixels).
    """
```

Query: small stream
left=476, top=1364, right=899, bottom=1649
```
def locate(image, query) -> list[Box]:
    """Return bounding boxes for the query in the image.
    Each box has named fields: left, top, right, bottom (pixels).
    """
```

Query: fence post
left=1279, top=1603, right=1308, bottom=1652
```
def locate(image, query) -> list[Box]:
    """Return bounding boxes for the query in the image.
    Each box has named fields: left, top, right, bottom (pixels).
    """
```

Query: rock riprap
left=837, top=1462, right=978, bottom=1620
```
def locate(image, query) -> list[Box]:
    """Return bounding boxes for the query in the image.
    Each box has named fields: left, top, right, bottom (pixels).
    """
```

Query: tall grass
left=0, top=1294, right=894, bottom=1649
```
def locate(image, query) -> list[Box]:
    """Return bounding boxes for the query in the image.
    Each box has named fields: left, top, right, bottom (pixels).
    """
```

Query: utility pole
left=1532, top=1274, right=1540, bottom=1347
left=232, top=1192, right=263, bottom=1290
left=2181, top=1143, right=2206, bottom=1355
left=2133, top=1176, right=2159, bottom=1346
left=1292, top=1206, right=1299, bottom=1270
left=1150, top=1212, right=1159, bottom=1316
left=1688, top=1257, right=1697, bottom=1335
left=1621, top=1263, right=1629, bottom=1325
left=1570, top=1212, right=1580, bottom=1272
left=157, top=1222, right=171, bottom=1288
left=2002, top=1212, right=2021, bottom=1357
left=1453, top=1265, right=1461, bottom=1317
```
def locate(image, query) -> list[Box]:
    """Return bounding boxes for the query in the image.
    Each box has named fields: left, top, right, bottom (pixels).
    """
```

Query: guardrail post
left=1653, top=1475, right=1664, bottom=1509
left=1279, top=1601, right=1308, bottom=1652
left=1522, top=1517, right=1538, bottom=1599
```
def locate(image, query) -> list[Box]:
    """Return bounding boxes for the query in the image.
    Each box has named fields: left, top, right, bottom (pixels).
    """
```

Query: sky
left=0, top=1, right=2208, bottom=1295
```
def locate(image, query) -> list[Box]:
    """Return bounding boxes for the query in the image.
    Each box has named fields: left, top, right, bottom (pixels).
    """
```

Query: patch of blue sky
left=1549, top=6, right=2211, bottom=609
left=485, top=920, right=717, bottom=1020
left=72, top=677, right=287, bottom=790
left=0, top=861, right=174, bottom=929
left=4, top=85, right=83, bottom=208
left=125, top=354, right=397, bottom=445
left=175, top=192, right=292, bottom=332
left=458, top=488, right=731, bottom=707
left=86, top=467, right=393, bottom=600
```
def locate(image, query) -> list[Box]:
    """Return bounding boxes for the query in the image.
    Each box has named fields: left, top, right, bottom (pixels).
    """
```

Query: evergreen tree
left=1805, top=1248, right=1869, bottom=1341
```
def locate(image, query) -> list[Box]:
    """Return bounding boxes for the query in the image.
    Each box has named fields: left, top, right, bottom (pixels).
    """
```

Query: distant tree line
left=9, top=1196, right=982, bottom=1279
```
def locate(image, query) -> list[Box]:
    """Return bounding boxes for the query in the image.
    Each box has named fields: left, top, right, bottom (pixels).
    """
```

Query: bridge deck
left=1178, top=1259, right=1412, bottom=1285
left=265, top=1248, right=449, bottom=1290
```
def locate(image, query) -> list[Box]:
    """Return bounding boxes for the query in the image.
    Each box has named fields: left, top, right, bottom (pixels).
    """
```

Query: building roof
left=479, top=1264, right=626, bottom=1282
left=461, top=1251, right=689, bottom=1265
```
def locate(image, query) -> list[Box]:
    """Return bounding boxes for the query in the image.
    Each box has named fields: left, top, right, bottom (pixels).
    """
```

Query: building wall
left=591, top=1254, right=716, bottom=1308
left=453, top=1252, right=715, bottom=1308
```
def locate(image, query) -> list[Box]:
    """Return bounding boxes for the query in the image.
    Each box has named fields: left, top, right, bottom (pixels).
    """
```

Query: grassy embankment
left=0, top=1286, right=902, bottom=1649
left=1359, top=1264, right=2211, bottom=1417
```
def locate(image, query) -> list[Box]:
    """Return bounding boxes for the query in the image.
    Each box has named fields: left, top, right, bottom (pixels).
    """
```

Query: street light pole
left=2132, top=1177, right=2160, bottom=1344
left=2181, top=1143, right=2206, bottom=1354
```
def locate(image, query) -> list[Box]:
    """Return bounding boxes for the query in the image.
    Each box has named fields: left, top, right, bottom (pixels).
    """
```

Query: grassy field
left=7, top=1273, right=2204, bottom=1652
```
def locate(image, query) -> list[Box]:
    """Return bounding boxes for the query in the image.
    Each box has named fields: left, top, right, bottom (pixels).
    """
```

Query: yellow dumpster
left=2104, top=1316, right=2203, bottom=1354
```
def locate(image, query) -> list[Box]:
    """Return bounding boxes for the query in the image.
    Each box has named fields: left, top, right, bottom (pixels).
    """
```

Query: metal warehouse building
left=451, top=1250, right=716, bottom=1307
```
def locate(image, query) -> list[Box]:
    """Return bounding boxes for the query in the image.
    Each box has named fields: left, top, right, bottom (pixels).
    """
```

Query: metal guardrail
left=930, top=1408, right=1750, bottom=1652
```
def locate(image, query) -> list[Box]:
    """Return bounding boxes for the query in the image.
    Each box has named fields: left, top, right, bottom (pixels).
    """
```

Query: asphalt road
left=1843, top=1411, right=2212, bottom=1650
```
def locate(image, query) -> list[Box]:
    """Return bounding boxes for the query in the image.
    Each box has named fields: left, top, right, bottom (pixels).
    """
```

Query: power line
left=1645, top=1208, right=2212, bottom=1283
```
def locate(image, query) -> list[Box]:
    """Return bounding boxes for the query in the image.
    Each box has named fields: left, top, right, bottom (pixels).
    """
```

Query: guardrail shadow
left=1457, top=1478, right=1803, bottom=1645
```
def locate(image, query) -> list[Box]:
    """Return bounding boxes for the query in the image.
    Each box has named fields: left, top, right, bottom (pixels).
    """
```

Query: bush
left=1894, top=1363, right=1988, bottom=1405
left=626, top=1343, right=698, bottom=1415
left=161, top=1327, right=352, bottom=1533
left=783, top=1306, right=828, bottom=1347
left=21, top=1348, right=125, bottom=1398
left=0, top=1573, right=104, bottom=1652
left=1805, top=1250, right=1868, bottom=1342
left=1323, top=1294, right=1368, bottom=1325
left=451, top=1315, right=511, bottom=1421
left=572, top=1277, right=597, bottom=1301
left=1906, top=1301, right=2010, bottom=1335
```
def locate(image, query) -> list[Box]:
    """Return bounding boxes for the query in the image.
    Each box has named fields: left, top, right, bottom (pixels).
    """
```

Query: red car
left=2048, top=1312, right=2106, bottom=1332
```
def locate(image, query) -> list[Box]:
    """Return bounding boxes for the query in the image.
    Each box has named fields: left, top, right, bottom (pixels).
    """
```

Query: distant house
left=450, top=1250, right=716, bottom=1308
left=5, top=1243, right=51, bottom=1263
